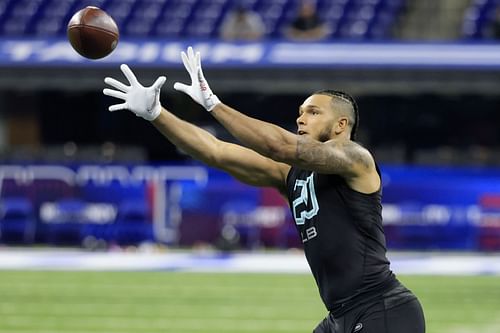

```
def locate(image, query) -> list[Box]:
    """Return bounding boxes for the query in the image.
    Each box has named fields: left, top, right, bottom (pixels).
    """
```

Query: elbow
left=204, top=156, right=218, bottom=168
left=205, top=150, right=221, bottom=168
left=206, top=142, right=228, bottom=168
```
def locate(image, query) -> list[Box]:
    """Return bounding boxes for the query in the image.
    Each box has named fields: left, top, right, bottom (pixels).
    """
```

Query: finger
left=108, top=103, right=127, bottom=112
left=120, top=64, right=139, bottom=86
left=104, top=77, right=130, bottom=92
left=187, top=47, right=198, bottom=68
left=196, top=51, right=201, bottom=69
left=187, top=46, right=195, bottom=61
left=181, top=51, right=193, bottom=74
left=152, top=76, right=166, bottom=91
left=103, top=88, right=127, bottom=100
left=173, top=82, right=190, bottom=94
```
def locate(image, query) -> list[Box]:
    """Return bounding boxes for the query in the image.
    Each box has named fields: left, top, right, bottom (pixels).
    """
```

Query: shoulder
left=324, top=139, right=378, bottom=191
left=331, top=141, right=379, bottom=193
left=347, top=141, right=375, bottom=169
left=326, top=140, right=375, bottom=170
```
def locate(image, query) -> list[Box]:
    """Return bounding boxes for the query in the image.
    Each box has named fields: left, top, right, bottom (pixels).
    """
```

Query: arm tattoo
left=344, top=141, right=372, bottom=169
left=296, top=137, right=371, bottom=173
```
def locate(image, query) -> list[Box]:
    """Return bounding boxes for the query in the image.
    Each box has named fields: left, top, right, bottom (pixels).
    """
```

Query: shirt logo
left=292, top=173, right=319, bottom=225
left=353, top=323, right=363, bottom=332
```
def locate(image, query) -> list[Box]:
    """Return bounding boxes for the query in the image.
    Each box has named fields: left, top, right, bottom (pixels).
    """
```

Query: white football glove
left=103, top=64, right=166, bottom=121
left=173, top=46, right=221, bottom=112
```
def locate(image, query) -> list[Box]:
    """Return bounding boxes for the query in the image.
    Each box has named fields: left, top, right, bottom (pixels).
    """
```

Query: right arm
left=152, top=108, right=290, bottom=191
left=102, top=64, right=289, bottom=192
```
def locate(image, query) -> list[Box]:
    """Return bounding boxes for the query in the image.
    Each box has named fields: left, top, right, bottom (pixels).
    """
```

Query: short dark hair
left=313, top=89, right=359, bottom=140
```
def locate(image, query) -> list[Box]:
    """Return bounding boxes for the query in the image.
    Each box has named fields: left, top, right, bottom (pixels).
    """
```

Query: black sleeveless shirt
left=286, top=166, right=397, bottom=315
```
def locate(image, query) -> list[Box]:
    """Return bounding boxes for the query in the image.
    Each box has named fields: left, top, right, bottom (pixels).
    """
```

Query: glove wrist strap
left=143, top=104, right=161, bottom=121
left=206, top=94, right=221, bottom=112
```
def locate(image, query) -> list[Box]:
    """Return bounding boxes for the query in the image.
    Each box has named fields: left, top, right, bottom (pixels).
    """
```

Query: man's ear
left=334, top=117, right=349, bottom=135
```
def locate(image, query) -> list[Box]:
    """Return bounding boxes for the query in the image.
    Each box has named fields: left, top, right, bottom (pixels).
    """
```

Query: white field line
left=0, top=249, right=499, bottom=275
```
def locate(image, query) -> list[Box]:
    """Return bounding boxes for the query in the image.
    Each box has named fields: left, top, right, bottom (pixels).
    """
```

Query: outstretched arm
left=210, top=103, right=375, bottom=179
left=103, top=64, right=289, bottom=191
left=211, top=104, right=379, bottom=194
left=151, top=109, right=290, bottom=191
left=173, top=47, right=378, bottom=192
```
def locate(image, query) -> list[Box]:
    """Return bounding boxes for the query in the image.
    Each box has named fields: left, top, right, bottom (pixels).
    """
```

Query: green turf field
left=0, top=271, right=499, bottom=333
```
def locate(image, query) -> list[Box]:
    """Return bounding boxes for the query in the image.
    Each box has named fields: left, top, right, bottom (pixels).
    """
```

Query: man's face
left=296, top=94, right=337, bottom=142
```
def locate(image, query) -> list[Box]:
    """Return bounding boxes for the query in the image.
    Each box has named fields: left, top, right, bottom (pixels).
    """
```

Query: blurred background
left=0, top=0, right=500, bottom=332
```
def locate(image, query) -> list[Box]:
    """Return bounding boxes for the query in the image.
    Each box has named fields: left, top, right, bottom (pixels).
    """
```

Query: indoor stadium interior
left=0, top=1, right=499, bottom=333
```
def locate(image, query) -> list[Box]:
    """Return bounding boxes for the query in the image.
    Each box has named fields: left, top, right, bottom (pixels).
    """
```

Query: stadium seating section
left=0, top=0, right=405, bottom=40
left=463, top=0, right=500, bottom=39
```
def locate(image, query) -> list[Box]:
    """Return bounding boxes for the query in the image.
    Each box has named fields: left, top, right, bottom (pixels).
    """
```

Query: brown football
left=67, top=6, right=119, bottom=59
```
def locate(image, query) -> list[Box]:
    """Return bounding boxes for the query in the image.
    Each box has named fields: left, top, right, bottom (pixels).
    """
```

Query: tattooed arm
left=291, top=137, right=380, bottom=193
left=293, top=137, right=373, bottom=176
left=210, top=103, right=380, bottom=193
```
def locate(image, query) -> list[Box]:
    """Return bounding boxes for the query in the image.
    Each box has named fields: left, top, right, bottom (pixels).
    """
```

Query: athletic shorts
left=313, top=284, right=425, bottom=333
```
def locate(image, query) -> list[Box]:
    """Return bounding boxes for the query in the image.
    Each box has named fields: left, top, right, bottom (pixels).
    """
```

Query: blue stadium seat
left=32, top=16, right=65, bottom=35
left=102, top=0, right=136, bottom=27
left=0, top=0, right=405, bottom=40
left=0, top=1, right=9, bottom=17
left=164, top=0, right=197, bottom=18
left=153, top=0, right=196, bottom=37
left=256, top=1, right=288, bottom=36
left=193, top=0, right=228, bottom=20
left=0, top=198, right=36, bottom=244
left=123, top=17, right=155, bottom=36
left=238, top=0, right=259, bottom=9
left=131, top=0, right=164, bottom=20
left=42, top=198, right=86, bottom=246
left=184, top=17, right=219, bottom=38
left=0, top=0, right=45, bottom=36
left=79, top=181, right=150, bottom=245
left=1, top=16, right=30, bottom=35
left=350, top=5, right=377, bottom=20
left=153, top=17, right=186, bottom=37
left=152, top=0, right=196, bottom=37
left=114, top=199, right=153, bottom=245
left=462, top=0, right=500, bottom=39
left=320, top=2, right=347, bottom=20
left=339, top=18, right=370, bottom=39
left=73, top=0, right=108, bottom=10
left=368, top=11, right=395, bottom=39
left=184, top=0, right=228, bottom=38
left=0, top=0, right=16, bottom=28
left=123, top=0, right=165, bottom=37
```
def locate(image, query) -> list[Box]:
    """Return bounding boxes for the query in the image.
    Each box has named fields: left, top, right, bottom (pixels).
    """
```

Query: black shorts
left=313, top=284, right=425, bottom=333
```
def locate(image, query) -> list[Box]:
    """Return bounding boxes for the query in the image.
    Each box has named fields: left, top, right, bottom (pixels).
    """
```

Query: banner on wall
left=2, top=38, right=500, bottom=69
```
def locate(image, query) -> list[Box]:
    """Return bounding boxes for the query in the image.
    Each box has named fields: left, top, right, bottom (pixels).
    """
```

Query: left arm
left=173, top=47, right=299, bottom=165
left=211, top=103, right=297, bottom=163
left=173, top=47, right=378, bottom=189
left=211, top=103, right=374, bottom=178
